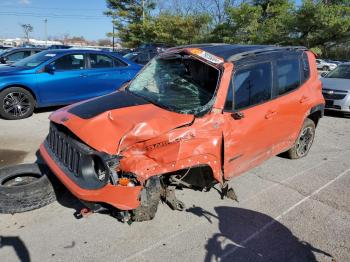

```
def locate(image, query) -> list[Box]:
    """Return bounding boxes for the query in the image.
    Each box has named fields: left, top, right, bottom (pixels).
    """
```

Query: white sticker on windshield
left=45, top=54, right=56, bottom=57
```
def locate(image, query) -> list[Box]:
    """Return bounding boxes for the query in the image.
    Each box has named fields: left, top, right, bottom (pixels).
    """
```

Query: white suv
left=316, top=59, right=337, bottom=71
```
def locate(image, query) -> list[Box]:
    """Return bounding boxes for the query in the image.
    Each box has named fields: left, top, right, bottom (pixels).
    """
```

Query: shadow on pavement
left=0, top=149, right=28, bottom=168
left=0, top=236, right=30, bottom=262
left=33, top=105, right=63, bottom=115
left=186, top=206, right=334, bottom=262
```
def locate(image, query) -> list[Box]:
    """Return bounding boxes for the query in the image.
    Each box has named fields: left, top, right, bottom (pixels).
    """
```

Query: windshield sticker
left=45, top=54, right=56, bottom=57
left=188, top=48, right=224, bottom=64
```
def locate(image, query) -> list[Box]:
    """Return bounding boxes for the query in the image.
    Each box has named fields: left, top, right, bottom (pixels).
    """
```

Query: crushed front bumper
left=40, top=143, right=142, bottom=210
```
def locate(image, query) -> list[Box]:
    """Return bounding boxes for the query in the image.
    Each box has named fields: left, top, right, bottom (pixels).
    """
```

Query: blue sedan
left=0, top=49, right=142, bottom=119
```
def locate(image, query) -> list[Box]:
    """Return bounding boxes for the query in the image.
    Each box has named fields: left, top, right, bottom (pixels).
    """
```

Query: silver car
left=321, top=63, right=350, bottom=114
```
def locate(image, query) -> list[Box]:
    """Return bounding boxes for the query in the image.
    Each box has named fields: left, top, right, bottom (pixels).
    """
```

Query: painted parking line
left=122, top=161, right=331, bottom=262
left=221, top=168, right=350, bottom=259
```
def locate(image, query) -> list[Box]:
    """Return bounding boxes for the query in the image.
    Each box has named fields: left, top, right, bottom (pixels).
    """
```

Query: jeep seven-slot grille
left=47, top=124, right=82, bottom=175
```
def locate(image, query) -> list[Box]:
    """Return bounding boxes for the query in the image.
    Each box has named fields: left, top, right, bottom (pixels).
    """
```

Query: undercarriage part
left=220, top=182, right=238, bottom=202
left=130, top=176, right=161, bottom=222
left=162, top=186, right=186, bottom=211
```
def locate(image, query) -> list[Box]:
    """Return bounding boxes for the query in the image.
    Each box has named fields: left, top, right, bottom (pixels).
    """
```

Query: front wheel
left=0, top=87, right=35, bottom=120
left=286, top=118, right=315, bottom=159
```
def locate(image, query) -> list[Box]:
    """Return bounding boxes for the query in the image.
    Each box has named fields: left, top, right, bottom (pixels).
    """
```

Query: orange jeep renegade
left=40, top=44, right=325, bottom=222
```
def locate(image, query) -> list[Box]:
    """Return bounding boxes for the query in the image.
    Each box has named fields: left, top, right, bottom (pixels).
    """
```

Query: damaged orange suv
left=40, top=44, right=325, bottom=222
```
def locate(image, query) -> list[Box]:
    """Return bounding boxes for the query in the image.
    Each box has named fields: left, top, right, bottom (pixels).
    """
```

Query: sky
left=0, top=0, right=111, bottom=40
left=0, top=0, right=303, bottom=41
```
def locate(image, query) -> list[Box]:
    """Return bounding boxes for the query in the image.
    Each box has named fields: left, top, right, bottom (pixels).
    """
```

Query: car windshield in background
left=123, top=53, right=138, bottom=60
left=13, top=51, right=56, bottom=68
left=127, top=54, right=220, bottom=115
left=325, top=64, right=350, bottom=79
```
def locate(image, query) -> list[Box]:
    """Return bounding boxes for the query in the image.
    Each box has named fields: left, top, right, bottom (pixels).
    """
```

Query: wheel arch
left=307, top=104, right=325, bottom=127
left=1, top=84, right=38, bottom=107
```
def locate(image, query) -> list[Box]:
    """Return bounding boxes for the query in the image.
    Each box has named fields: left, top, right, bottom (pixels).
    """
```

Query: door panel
left=36, top=53, right=90, bottom=105
left=223, top=100, right=279, bottom=179
left=223, top=60, right=279, bottom=179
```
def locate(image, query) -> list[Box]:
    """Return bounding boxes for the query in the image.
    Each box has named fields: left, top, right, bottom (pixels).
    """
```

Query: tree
left=105, top=0, right=156, bottom=47
left=21, top=24, right=33, bottom=43
left=291, top=1, right=350, bottom=48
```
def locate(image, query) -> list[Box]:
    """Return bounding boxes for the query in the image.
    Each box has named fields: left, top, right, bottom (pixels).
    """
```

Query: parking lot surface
left=0, top=110, right=349, bottom=262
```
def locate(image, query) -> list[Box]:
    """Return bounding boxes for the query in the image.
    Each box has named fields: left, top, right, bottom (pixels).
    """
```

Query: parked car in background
left=0, top=49, right=141, bottom=119
left=123, top=50, right=159, bottom=65
left=0, top=47, right=45, bottom=65
left=316, top=59, right=337, bottom=71
left=135, top=43, right=170, bottom=53
left=48, top=45, right=71, bottom=49
left=321, top=63, right=350, bottom=115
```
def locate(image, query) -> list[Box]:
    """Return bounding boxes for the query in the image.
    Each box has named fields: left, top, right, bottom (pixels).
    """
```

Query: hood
left=321, top=77, right=350, bottom=92
left=49, top=91, right=194, bottom=154
left=0, top=65, right=31, bottom=76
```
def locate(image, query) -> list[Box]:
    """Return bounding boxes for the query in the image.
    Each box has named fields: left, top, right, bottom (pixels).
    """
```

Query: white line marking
left=221, top=167, right=350, bottom=259
left=122, top=161, right=330, bottom=261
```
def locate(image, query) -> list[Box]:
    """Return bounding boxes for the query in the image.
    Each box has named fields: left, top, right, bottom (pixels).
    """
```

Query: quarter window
left=52, top=54, right=85, bottom=70
left=90, top=54, right=113, bottom=68
left=302, top=53, right=310, bottom=82
left=276, top=58, right=300, bottom=95
left=234, top=62, right=272, bottom=110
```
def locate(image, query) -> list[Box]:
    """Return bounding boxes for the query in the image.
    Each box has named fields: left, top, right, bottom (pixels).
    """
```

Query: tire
left=0, top=164, right=57, bottom=214
left=286, top=118, right=315, bottom=159
left=0, top=87, right=35, bottom=120
left=322, top=66, right=329, bottom=71
left=131, top=177, right=161, bottom=222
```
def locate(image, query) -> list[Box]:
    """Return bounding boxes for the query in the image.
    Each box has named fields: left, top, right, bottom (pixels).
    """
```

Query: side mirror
left=0, top=57, right=7, bottom=64
left=44, top=64, right=55, bottom=74
left=321, top=72, right=327, bottom=77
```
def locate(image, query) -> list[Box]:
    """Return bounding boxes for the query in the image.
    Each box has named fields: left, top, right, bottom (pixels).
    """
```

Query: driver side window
left=52, top=54, right=85, bottom=71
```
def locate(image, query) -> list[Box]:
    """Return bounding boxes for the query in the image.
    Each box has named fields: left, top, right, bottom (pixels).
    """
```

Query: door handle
left=80, top=74, right=87, bottom=78
left=299, top=96, right=310, bottom=103
left=265, top=111, right=277, bottom=119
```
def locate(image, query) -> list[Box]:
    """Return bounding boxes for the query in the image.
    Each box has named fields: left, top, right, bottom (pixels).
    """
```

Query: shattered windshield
left=127, top=54, right=220, bottom=115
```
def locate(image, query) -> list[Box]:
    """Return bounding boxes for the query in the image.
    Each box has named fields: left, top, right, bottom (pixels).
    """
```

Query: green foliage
left=310, top=46, right=323, bottom=56
left=104, top=0, right=350, bottom=57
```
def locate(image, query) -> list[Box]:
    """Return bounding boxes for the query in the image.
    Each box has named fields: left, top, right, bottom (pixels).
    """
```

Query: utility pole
left=112, top=15, right=115, bottom=51
left=44, top=18, right=48, bottom=46
left=142, top=0, right=145, bottom=24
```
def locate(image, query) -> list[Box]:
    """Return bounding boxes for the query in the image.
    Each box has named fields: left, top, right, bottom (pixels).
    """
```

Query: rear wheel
left=0, top=87, right=35, bottom=120
left=286, top=118, right=315, bottom=159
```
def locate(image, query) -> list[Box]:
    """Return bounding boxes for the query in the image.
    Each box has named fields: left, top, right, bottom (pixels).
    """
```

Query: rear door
left=269, top=52, right=314, bottom=155
left=83, top=53, right=134, bottom=98
left=223, top=59, right=280, bottom=179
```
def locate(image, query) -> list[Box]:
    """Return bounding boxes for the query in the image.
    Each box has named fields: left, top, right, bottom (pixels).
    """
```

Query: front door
left=37, top=53, right=90, bottom=105
left=223, top=60, right=280, bottom=179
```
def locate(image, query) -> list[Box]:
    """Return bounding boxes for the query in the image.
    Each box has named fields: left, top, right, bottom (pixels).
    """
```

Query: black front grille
left=47, top=124, right=84, bottom=176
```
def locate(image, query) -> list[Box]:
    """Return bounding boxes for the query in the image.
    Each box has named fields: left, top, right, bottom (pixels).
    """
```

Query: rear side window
left=302, top=52, right=310, bottom=82
left=276, top=58, right=300, bottom=95
left=90, top=54, right=113, bottom=68
left=234, top=62, right=272, bottom=110
left=52, top=54, right=85, bottom=70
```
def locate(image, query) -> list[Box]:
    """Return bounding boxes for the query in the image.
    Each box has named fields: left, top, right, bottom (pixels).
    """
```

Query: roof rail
left=227, top=46, right=307, bottom=61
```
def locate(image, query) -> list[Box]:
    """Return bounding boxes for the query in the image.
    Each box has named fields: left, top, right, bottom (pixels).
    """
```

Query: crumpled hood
left=49, top=91, right=194, bottom=154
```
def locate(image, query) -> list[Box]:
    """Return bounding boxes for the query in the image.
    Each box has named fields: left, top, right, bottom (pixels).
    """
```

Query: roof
left=167, top=43, right=307, bottom=61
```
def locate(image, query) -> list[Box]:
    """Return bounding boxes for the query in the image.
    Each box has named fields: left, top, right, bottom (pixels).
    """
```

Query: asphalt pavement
left=0, top=109, right=349, bottom=262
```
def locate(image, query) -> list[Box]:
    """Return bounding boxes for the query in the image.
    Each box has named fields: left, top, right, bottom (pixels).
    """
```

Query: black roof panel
left=167, top=43, right=306, bottom=61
